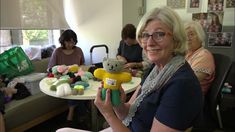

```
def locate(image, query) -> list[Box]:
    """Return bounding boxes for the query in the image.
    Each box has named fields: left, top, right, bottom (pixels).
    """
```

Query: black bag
left=12, top=83, right=31, bottom=100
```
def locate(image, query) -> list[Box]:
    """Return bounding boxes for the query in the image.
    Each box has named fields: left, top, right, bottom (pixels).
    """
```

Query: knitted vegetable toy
left=94, top=58, right=131, bottom=106
left=49, top=78, right=71, bottom=97
left=47, top=64, right=94, bottom=96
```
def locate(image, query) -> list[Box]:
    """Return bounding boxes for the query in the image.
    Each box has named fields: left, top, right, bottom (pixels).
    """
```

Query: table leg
left=91, top=100, right=98, bottom=132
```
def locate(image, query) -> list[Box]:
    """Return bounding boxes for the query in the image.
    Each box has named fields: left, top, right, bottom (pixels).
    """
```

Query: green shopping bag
left=0, top=46, right=34, bottom=79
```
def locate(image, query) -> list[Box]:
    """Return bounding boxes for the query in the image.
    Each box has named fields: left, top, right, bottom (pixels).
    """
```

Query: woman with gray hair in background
left=185, top=21, right=215, bottom=95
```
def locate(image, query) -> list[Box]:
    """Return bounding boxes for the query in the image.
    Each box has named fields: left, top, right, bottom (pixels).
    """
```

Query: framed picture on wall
left=226, top=0, right=235, bottom=8
left=192, top=13, right=208, bottom=29
left=167, top=0, right=186, bottom=9
left=208, top=32, right=233, bottom=48
left=208, top=0, right=224, bottom=11
left=187, top=0, right=202, bottom=12
left=207, top=12, right=224, bottom=32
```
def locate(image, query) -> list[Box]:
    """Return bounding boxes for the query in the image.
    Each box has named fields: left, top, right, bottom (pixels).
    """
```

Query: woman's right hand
left=119, top=86, right=126, bottom=103
left=113, top=87, right=130, bottom=120
left=94, top=87, right=116, bottom=119
left=117, top=55, right=127, bottom=64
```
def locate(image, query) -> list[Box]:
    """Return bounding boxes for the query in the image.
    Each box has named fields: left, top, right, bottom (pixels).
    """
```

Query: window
left=1, top=0, right=68, bottom=54
left=0, top=29, right=60, bottom=53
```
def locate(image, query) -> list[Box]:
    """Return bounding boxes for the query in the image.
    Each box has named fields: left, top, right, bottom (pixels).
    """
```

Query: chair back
left=205, top=53, right=232, bottom=125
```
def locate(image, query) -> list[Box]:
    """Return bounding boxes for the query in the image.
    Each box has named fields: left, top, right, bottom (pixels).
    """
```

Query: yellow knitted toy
left=94, top=58, right=131, bottom=106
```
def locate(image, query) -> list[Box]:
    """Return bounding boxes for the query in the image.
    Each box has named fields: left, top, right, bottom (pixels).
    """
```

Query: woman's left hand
left=94, top=87, right=115, bottom=118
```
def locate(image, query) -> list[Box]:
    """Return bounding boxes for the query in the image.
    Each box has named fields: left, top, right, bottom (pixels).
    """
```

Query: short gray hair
left=136, top=6, right=187, bottom=55
left=184, top=21, right=206, bottom=47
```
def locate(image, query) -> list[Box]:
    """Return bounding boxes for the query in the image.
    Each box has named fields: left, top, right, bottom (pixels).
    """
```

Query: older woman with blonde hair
left=185, top=21, right=215, bottom=95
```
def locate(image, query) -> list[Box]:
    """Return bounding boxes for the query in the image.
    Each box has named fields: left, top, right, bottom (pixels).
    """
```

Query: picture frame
left=167, top=0, right=186, bottom=9
left=187, top=0, right=202, bottom=13
left=208, top=32, right=233, bottom=48
left=207, top=12, right=224, bottom=32
left=226, top=0, right=235, bottom=8
left=208, top=0, right=224, bottom=11
left=192, top=13, right=208, bottom=29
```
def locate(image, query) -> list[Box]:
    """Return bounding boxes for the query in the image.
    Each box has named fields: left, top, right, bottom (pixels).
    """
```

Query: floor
left=25, top=114, right=235, bottom=132
left=25, top=108, right=106, bottom=132
left=192, top=109, right=235, bottom=132
left=25, top=108, right=235, bottom=132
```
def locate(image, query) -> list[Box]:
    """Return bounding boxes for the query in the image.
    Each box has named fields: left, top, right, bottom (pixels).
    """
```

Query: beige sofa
left=4, top=58, right=68, bottom=132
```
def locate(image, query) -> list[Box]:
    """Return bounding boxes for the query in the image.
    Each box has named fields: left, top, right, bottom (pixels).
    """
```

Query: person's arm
left=150, top=118, right=181, bottom=132
left=128, top=85, right=141, bottom=104
left=112, top=86, right=141, bottom=120
left=95, top=88, right=131, bottom=132
left=124, top=62, right=143, bottom=69
left=194, top=72, right=210, bottom=94
left=80, top=48, right=85, bottom=65
left=117, top=41, right=128, bottom=63
left=117, top=40, right=123, bottom=56
left=117, top=55, right=127, bottom=64
left=0, top=91, right=5, bottom=132
left=187, top=50, right=215, bottom=94
left=194, top=72, right=208, bottom=81
left=0, top=112, right=5, bottom=132
left=151, top=75, right=202, bottom=131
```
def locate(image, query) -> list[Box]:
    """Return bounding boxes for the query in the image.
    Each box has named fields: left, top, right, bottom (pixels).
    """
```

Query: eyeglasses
left=141, top=32, right=171, bottom=43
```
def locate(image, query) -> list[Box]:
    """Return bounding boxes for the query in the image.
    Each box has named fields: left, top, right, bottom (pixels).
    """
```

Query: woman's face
left=140, top=20, right=174, bottom=66
left=64, top=39, right=75, bottom=50
left=186, top=27, right=201, bottom=51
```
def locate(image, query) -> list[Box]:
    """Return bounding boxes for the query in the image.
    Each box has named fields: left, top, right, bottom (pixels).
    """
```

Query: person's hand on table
left=124, top=62, right=136, bottom=69
left=117, top=55, right=127, bottom=64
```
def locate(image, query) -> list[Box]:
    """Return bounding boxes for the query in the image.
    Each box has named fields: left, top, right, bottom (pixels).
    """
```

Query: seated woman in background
left=116, top=24, right=150, bottom=71
left=185, top=21, right=215, bottom=95
left=48, top=29, right=86, bottom=125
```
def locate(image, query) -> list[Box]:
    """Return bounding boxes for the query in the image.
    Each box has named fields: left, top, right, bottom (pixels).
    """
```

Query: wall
left=208, top=26, right=235, bottom=61
left=146, top=0, right=235, bottom=61
left=146, top=0, right=234, bottom=26
left=123, top=0, right=144, bottom=27
left=64, top=0, right=122, bottom=65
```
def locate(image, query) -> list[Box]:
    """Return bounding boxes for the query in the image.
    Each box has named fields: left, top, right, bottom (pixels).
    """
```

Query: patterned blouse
left=185, top=47, right=215, bottom=95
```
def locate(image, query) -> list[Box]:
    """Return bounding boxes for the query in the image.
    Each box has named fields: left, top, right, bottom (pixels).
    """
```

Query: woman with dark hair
left=48, top=29, right=85, bottom=125
left=48, top=29, right=84, bottom=69
left=117, top=24, right=150, bottom=71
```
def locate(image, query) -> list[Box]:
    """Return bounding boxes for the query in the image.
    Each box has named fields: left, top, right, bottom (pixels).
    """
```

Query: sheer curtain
left=0, top=0, right=69, bottom=29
